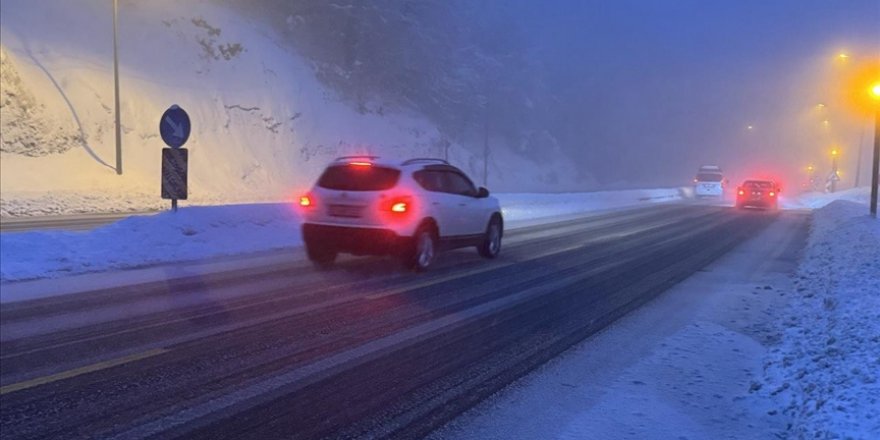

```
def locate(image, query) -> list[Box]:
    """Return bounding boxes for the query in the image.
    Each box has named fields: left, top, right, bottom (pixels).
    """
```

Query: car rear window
left=696, top=173, right=723, bottom=182
left=317, top=165, right=401, bottom=191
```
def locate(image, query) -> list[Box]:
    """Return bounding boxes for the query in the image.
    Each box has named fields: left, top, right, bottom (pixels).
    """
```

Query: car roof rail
left=334, top=155, right=380, bottom=162
left=400, top=158, right=449, bottom=166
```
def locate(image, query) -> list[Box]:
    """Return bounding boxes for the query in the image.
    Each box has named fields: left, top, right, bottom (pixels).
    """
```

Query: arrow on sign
left=164, top=115, right=185, bottom=139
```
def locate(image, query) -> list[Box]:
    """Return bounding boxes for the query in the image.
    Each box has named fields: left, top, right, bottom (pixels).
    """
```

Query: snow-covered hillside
left=0, top=0, right=581, bottom=216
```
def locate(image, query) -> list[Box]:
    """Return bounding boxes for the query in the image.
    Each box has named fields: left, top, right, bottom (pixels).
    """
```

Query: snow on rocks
left=760, top=200, right=880, bottom=438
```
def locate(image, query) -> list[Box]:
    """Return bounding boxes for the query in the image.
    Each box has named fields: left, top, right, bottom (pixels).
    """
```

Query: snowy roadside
left=432, top=202, right=809, bottom=440
left=431, top=198, right=879, bottom=440
left=0, top=189, right=683, bottom=283
left=757, top=200, right=880, bottom=438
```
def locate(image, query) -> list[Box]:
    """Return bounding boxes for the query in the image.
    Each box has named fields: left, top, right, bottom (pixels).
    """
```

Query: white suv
left=299, top=157, right=503, bottom=271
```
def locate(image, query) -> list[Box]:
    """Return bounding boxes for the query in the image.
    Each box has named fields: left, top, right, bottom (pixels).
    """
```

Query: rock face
left=0, top=47, right=82, bottom=157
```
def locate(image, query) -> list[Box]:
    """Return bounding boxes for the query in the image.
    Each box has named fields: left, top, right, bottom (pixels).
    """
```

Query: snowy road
left=0, top=204, right=782, bottom=439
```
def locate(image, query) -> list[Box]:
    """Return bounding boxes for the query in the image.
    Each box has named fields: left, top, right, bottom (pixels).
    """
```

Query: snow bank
left=0, top=189, right=684, bottom=282
left=0, top=204, right=302, bottom=282
left=498, top=188, right=683, bottom=226
left=782, top=187, right=872, bottom=210
left=760, top=200, right=880, bottom=438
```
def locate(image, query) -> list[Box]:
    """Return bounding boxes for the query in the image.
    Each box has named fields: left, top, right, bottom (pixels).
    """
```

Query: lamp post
left=113, top=0, right=122, bottom=175
left=807, top=165, right=816, bottom=191
left=830, top=149, right=840, bottom=193
left=870, top=83, right=880, bottom=217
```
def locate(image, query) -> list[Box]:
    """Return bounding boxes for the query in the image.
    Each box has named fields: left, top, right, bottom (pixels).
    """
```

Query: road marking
left=0, top=348, right=168, bottom=395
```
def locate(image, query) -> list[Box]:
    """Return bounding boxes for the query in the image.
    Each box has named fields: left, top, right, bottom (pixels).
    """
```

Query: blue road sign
left=160, top=105, right=191, bottom=148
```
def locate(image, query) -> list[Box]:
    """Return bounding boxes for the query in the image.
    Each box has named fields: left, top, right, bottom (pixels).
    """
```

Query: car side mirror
left=476, top=187, right=490, bottom=198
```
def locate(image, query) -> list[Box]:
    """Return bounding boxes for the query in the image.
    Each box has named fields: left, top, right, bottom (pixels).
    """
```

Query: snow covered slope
left=0, top=0, right=581, bottom=217
left=760, top=200, right=880, bottom=438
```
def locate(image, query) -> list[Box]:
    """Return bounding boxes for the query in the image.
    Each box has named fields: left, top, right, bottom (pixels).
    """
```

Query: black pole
left=855, top=126, right=865, bottom=187
left=113, top=0, right=122, bottom=175
left=483, top=107, right=489, bottom=187
left=831, top=156, right=838, bottom=193
left=870, top=109, right=879, bottom=218
left=172, top=199, right=178, bottom=213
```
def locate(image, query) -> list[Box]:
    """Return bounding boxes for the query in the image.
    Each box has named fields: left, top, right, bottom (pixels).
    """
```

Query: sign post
left=160, top=105, right=191, bottom=212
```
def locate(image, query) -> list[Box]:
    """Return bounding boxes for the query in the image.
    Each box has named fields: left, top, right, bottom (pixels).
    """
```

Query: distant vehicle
left=735, top=180, right=781, bottom=210
left=693, top=165, right=726, bottom=198
left=299, top=157, right=503, bottom=271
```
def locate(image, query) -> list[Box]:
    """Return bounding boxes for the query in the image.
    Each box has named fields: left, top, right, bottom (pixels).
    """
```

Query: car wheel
left=306, top=244, right=337, bottom=269
left=404, top=225, right=436, bottom=272
left=478, top=216, right=502, bottom=259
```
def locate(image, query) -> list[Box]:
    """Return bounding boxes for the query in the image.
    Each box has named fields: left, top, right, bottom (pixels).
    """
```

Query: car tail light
left=738, top=188, right=745, bottom=196
left=769, top=191, right=776, bottom=197
left=391, top=201, right=408, bottom=213
left=383, top=196, right=412, bottom=216
left=299, top=194, right=314, bottom=208
left=349, top=161, right=372, bottom=167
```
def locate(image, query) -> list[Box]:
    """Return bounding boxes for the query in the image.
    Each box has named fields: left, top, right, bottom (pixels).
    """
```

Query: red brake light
left=349, top=161, right=372, bottom=167
left=299, top=194, right=313, bottom=207
left=383, top=196, right=412, bottom=216
left=738, top=189, right=745, bottom=196
left=769, top=191, right=776, bottom=197
left=390, top=201, right=408, bottom=213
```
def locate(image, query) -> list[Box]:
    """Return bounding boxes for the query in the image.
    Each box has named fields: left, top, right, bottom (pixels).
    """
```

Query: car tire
left=477, top=216, right=502, bottom=259
left=402, top=225, right=437, bottom=272
left=306, top=244, right=337, bottom=269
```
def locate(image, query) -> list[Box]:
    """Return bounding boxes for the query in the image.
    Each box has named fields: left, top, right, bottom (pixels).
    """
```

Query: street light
left=870, top=81, right=880, bottom=217
left=113, top=0, right=122, bottom=175
left=830, top=148, right=840, bottom=193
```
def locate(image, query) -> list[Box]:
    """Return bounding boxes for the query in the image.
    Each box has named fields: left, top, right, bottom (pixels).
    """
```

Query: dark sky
left=493, top=0, right=880, bottom=187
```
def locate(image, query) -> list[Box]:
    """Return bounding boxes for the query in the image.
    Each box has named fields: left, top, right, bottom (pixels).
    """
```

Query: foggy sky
left=490, top=0, right=880, bottom=188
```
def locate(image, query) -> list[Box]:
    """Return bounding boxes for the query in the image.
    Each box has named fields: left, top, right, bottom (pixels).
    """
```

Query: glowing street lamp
left=837, top=56, right=879, bottom=216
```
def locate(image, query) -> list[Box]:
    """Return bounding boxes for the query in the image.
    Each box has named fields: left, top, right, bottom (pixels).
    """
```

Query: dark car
left=735, top=180, right=780, bottom=210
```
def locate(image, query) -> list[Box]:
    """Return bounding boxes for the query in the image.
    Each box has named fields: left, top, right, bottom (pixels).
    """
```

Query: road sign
left=160, top=105, right=191, bottom=148
left=162, top=148, right=188, bottom=200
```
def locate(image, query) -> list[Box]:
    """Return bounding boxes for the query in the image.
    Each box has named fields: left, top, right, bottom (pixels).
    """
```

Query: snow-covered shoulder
left=0, top=204, right=302, bottom=283
left=760, top=200, right=880, bottom=438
